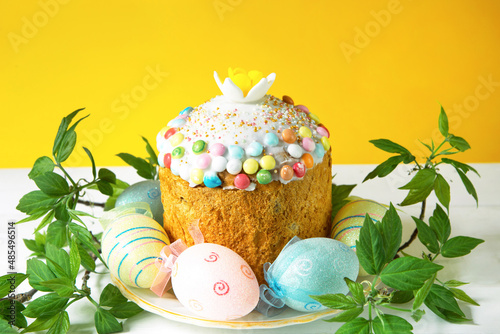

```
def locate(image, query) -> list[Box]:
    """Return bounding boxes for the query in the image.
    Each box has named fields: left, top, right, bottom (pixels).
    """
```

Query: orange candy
left=280, top=165, right=294, bottom=181
left=301, top=153, right=314, bottom=169
left=281, top=129, right=296, bottom=144
left=282, top=95, right=294, bottom=105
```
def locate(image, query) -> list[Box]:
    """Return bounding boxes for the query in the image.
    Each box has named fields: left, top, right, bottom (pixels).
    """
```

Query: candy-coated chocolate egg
left=102, top=214, right=169, bottom=288
left=265, top=238, right=359, bottom=312
left=331, top=198, right=388, bottom=276
left=287, top=144, right=303, bottom=158
left=172, top=243, right=260, bottom=321
left=115, top=180, right=164, bottom=224
left=281, top=129, right=296, bottom=144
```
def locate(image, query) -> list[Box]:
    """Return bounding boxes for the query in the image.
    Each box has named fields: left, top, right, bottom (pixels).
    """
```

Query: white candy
left=180, top=166, right=191, bottom=181
left=212, top=156, right=228, bottom=172
left=226, top=159, right=242, bottom=175
left=287, top=144, right=303, bottom=158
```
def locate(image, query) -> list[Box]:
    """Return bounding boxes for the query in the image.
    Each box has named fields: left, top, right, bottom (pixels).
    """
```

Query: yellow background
left=2, top=0, right=499, bottom=168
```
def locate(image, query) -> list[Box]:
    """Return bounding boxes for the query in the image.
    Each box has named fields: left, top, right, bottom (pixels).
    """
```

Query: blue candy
left=179, top=106, right=193, bottom=115
left=228, top=145, right=245, bottom=159
left=314, top=143, right=325, bottom=159
left=246, top=141, right=263, bottom=157
left=168, top=118, right=186, bottom=128
left=264, top=133, right=279, bottom=146
left=203, top=172, right=222, bottom=188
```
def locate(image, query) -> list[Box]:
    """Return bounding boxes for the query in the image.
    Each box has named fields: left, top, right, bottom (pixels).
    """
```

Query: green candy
left=192, top=140, right=206, bottom=154
left=172, top=146, right=185, bottom=159
left=257, top=169, right=272, bottom=185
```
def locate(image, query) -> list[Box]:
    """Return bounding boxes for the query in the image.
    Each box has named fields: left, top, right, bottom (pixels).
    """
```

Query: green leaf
left=380, top=204, right=402, bottom=262
left=34, top=210, right=55, bottom=233
left=309, top=294, right=358, bottom=310
left=16, top=190, right=57, bottom=215
left=0, top=274, right=28, bottom=299
left=356, top=214, right=386, bottom=275
left=331, top=183, right=357, bottom=219
left=399, top=168, right=436, bottom=206
left=429, top=204, right=451, bottom=244
left=98, top=168, right=117, bottom=184
left=23, top=238, right=45, bottom=255
left=0, top=299, right=27, bottom=328
left=77, top=243, right=96, bottom=272
left=20, top=315, right=57, bottom=333
left=456, top=169, right=479, bottom=205
left=28, top=156, right=55, bottom=180
left=83, top=147, right=97, bottom=179
left=412, top=217, right=440, bottom=254
left=26, top=259, right=57, bottom=292
left=324, top=307, right=363, bottom=322
left=344, top=278, right=365, bottom=305
left=16, top=210, right=48, bottom=224
left=443, top=280, right=468, bottom=288
left=363, top=155, right=404, bottom=182
left=441, top=158, right=480, bottom=176
left=45, top=243, right=71, bottom=279
left=52, top=108, right=84, bottom=156
left=116, top=153, right=155, bottom=180
left=142, top=136, right=158, bottom=166
left=419, top=139, right=433, bottom=153
left=413, top=272, right=437, bottom=311
left=69, top=223, right=104, bottom=265
left=99, top=284, right=128, bottom=307
left=389, top=290, right=414, bottom=304
left=46, top=311, right=70, bottom=334
left=449, top=135, right=471, bottom=152
left=34, top=172, right=70, bottom=197
left=39, top=278, right=74, bottom=297
left=434, top=174, right=451, bottom=210
left=438, top=105, right=449, bottom=137
left=369, top=139, right=413, bottom=156
left=411, top=309, right=425, bottom=322
left=69, top=239, right=81, bottom=280
left=425, top=284, right=465, bottom=317
left=56, top=130, right=77, bottom=163
left=336, top=317, right=370, bottom=334
left=94, top=307, right=122, bottom=334
left=373, top=314, right=413, bottom=334
left=54, top=201, right=70, bottom=222
left=97, top=180, right=114, bottom=196
left=380, top=257, right=443, bottom=291
left=22, top=293, right=69, bottom=318
left=109, top=302, right=143, bottom=319
left=0, top=318, right=18, bottom=334
left=449, top=287, right=480, bottom=306
left=46, top=221, right=67, bottom=248
left=441, top=236, right=484, bottom=258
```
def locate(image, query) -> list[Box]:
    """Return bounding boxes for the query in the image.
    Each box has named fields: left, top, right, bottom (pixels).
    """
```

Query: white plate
left=111, top=274, right=342, bottom=329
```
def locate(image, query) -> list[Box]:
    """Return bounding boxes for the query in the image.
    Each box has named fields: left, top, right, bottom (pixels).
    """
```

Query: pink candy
left=302, top=137, right=316, bottom=152
left=210, top=143, right=226, bottom=156
left=196, top=153, right=212, bottom=169
left=295, top=105, right=309, bottom=114
left=317, top=126, right=330, bottom=138
left=234, top=174, right=250, bottom=189
left=293, top=162, right=306, bottom=178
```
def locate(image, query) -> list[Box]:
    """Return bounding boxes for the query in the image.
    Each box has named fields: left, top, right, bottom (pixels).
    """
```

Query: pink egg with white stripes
left=101, top=214, right=170, bottom=288
left=171, top=243, right=259, bottom=321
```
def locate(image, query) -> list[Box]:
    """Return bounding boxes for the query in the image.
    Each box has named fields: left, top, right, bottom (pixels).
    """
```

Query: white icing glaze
left=157, top=93, right=330, bottom=190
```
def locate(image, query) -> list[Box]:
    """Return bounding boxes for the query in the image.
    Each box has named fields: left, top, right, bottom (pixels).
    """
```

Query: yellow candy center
left=228, top=67, right=264, bottom=97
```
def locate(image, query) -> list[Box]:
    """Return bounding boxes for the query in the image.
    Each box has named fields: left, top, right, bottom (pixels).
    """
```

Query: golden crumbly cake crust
left=160, top=152, right=332, bottom=283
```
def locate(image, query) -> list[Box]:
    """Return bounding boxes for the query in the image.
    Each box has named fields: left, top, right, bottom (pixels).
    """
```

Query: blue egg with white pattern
left=246, top=141, right=263, bottom=157
left=179, top=106, right=193, bottom=115
left=203, top=172, right=222, bottom=188
left=115, top=180, right=164, bottom=224
left=228, top=145, right=245, bottom=159
left=314, top=142, right=325, bottom=159
left=263, top=238, right=359, bottom=312
left=101, top=213, right=170, bottom=289
left=264, top=133, right=279, bottom=146
left=168, top=118, right=187, bottom=128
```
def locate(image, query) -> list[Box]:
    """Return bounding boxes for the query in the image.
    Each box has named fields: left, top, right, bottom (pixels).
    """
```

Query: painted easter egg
left=101, top=214, right=170, bottom=288
left=115, top=180, right=164, bottom=224
left=264, top=237, right=359, bottom=312
left=171, top=243, right=260, bottom=321
left=331, top=198, right=388, bottom=276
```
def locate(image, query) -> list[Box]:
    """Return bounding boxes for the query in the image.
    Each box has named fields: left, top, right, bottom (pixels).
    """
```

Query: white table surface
left=0, top=164, right=498, bottom=334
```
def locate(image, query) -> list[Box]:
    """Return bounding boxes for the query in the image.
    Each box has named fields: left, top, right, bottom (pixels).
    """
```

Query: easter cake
left=156, top=69, right=332, bottom=283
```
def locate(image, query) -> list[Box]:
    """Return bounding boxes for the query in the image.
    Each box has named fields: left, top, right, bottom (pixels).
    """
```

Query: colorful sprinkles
left=157, top=93, right=330, bottom=190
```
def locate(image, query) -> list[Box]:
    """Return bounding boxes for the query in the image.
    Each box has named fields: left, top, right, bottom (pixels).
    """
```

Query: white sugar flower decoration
left=214, top=67, right=276, bottom=103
